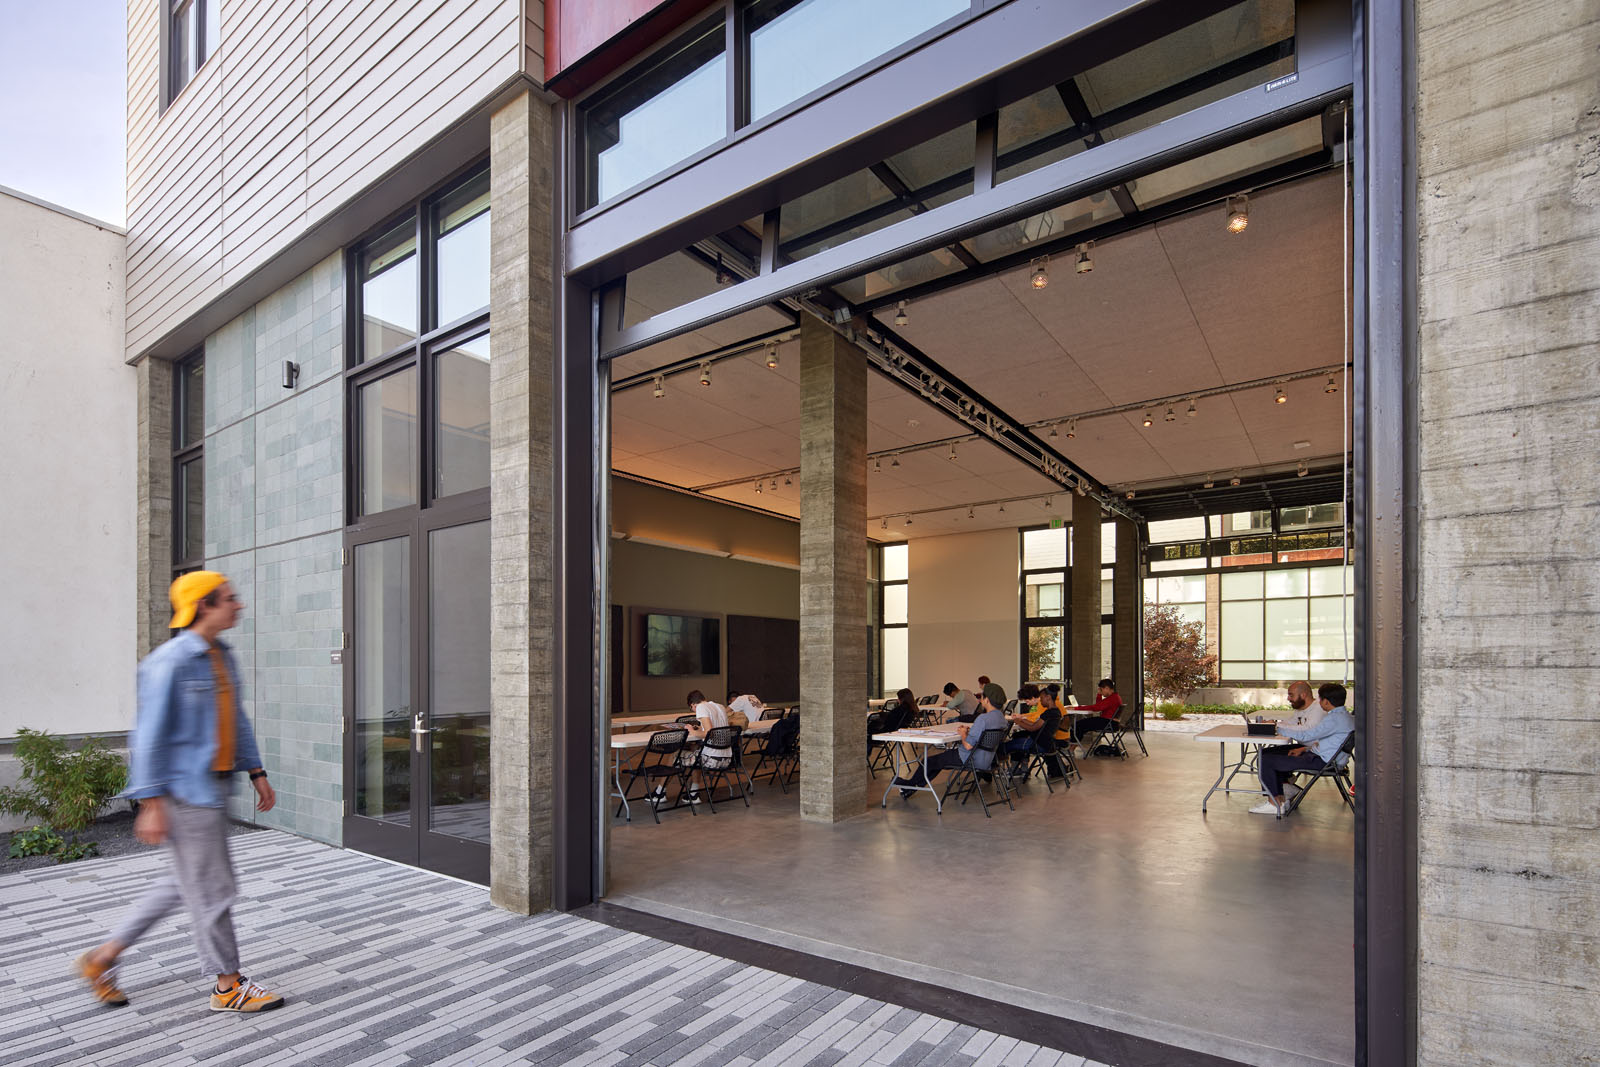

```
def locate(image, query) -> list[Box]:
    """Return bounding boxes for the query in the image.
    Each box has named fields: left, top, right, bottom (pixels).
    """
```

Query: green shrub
left=53, top=840, right=100, bottom=864
left=0, top=728, right=128, bottom=834
left=8, top=825, right=65, bottom=858
left=1155, top=703, right=1188, bottom=720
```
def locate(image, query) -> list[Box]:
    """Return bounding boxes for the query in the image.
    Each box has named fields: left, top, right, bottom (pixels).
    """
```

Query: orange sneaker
left=210, top=977, right=284, bottom=1013
left=75, top=952, right=129, bottom=1007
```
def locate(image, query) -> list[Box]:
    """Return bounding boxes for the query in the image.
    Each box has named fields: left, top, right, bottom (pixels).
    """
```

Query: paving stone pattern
left=0, top=832, right=1099, bottom=1067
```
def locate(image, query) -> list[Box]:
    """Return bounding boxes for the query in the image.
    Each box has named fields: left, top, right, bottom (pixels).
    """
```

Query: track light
left=967, top=507, right=975, bottom=520
left=754, top=480, right=762, bottom=494
left=905, top=515, right=913, bottom=527
left=1126, top=490, right=1135, bottom=500
left=652, top=375, right=665, bottom=399
left=1186, top=399, right=1197, bottom=418
left=873, top=458, right=881, bottom=473
left=1164, top=406, right=1176, bottom=423
left=1074, top=479, right=1088, bottom=497
left=1043, top=497, right=1053, bottom=509
left=765, top=342, right=779, bottom=370
left=1230, top=474, right=1242, bottom=486
left=1142, top=411, right=1153, bottom=428
left=894, top=300, right=908, bottom=327
left=890, top=456, right=900, bottom=468
left=699, top=362, right=712, bottom=387
left=1226, top=194, right=1249, bottom=234
left=784, top=477, right=791, bottom=486
left=1324, top=375, right=1338, bottom=394
left=1297, top=462, right=1309, bottom=478
left=1065, top=418, right=1077, bottom=439
left=1048, top=424, right=1058, bottom=438
left=770, top=479, right=778, bottom=491
left=947, top=443, right=958, bottom=461
left=1274, top=385, right=1287, bottom=404
left=1030, top=255, right=1050, bottom=289
left=1203, top=476, right=1215, bottom=489
left=998, top=502, right=1006, bottom=514
left=1075, top=242, right=1094, bottom=274
left=715, top=253, right=733, bottom=285
left=881, top=517, right=888, bottom=530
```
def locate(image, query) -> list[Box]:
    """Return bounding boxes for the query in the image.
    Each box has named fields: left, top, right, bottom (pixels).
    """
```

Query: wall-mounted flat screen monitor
left=642, top=613, right=721, bottom=677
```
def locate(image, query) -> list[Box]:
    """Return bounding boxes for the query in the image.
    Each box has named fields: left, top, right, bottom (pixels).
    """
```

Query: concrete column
left=1069, top=494, right=1102, bottom=698
left=487, top=88, right=557, bottom=915
left=797, top=317, right=869, bottom=823
left=136, top=357, right=173, bottom=656
left=1113, top=518, right=1141, bottom=713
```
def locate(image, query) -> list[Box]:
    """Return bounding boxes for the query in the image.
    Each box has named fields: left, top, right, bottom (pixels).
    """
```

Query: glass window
left=1221, top=570, right=1264, bottom=600
left=429, top=520, right=491, bottom=843
left=177, top=356, right=205, bottom=447
left=1221, top=601, right=1264, bottom=660
left=435, top=173, right=490, bottom=327
left=748, top=0, right=966, bottom=121
left=883, top=583, right=908, bottom=625
left=1022, top=527, right=1067, bottom=570
left=1282, top=502, right=1344, bottom=531
left=1148, top=516, right=1207, bottom=543
left=882, top=627, right=908, bottom=693
left=362, top=220, right=418, bottom=360
left=168, top=0, right=217, bottom=103
left=583, top=19, right=726, bottom=207
left=881, top=543, right=908, bottom=582
left=178, top=455, right=205, bottom=564
left=1101, top=570, right=1113, bottom=615
left=359, top=368, right=418, bottom=515
left=353, top=536, right=411, bottom=822
left=1025, top=573, right=1064, bottom=617
left=1026, top=625, right=1065, bottom=684
left=1156, top=574, right=1205, bottom=604
left=1101, top=622, right=1113, bottom=682
left=434, top=332, right=490, bottom=499
left=1101, top=522, right=1117, bottom=565
left=1265, top=567, right=1309, bottom=598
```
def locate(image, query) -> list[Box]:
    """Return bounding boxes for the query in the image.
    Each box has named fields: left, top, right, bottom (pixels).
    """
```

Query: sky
left=0, top=1, right=127, bottom=225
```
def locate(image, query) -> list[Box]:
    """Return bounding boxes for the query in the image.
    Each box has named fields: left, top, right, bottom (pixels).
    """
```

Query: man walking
left=75, top=572, right=285, bottom=1013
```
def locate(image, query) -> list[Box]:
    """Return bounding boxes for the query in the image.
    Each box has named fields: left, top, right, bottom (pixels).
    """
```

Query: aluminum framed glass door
left=344, top=512, right=490, bottom=883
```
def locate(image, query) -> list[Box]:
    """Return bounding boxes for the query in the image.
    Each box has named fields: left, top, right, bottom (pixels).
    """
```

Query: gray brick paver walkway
left=0, top=831, right=1106, bottom=1066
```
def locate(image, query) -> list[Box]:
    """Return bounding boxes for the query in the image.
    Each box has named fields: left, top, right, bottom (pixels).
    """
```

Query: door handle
left=412, top=712, right=432, bottom=753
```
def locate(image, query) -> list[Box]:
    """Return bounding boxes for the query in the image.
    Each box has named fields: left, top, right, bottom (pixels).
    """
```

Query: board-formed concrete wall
left=1415, top=2, right=1600, bottom=1063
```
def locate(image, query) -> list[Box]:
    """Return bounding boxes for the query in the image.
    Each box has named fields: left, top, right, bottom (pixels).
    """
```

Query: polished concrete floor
left=607, top=732, right=1355, bottom=1067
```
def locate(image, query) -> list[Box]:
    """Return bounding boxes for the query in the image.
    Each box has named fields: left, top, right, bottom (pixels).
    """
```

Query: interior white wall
left=0, top=190, right=132, bottom=739
left=906, top=528, right=1019, bottom=699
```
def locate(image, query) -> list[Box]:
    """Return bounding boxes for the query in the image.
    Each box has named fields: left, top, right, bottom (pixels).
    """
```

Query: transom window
left=172, top=351, right=205, bottom=574
left=167, top=0, right=219, bottom=105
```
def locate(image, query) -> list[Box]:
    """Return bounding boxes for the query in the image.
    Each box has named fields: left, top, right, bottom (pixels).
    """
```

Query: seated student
left=886, top=688, right=917, bottom=731
left=1068, top=678, right=1124, bottom=756
left=679, top=691, right=734, bottom=798
left=1251, top=682, right=1356, bottom=816
left=726, top=690, right=763, bottom=729
left=1281, top=679, right=1325, bottom=732
left=891, top=684, right=1009, bottom=795
left=940, top=682, right=980, bottom=722
left=1004, top=685, right=1063, bottom=773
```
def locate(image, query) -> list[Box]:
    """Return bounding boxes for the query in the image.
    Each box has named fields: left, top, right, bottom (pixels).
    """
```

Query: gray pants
left=110, top=798, right=240, bottom=977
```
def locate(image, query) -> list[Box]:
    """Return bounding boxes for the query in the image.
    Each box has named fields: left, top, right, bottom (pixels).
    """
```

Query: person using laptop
left=1251, top=682, right=1356, bottom=816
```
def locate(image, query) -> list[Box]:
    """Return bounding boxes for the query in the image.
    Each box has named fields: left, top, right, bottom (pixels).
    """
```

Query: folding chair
left=1282, top=732, right=1356, bottom=815
left=1097, top=703, right=1145, bottom=760
left=1006, top=710, right=1064, bottom=793
left=866, top=711, right=896, bottom=779
left=940, top=728, right=1013, bottom=817
left=615, top=728, right=694, bottom=823
left=695, top=726, right=749, bottom=811
left=752, top=714, right=800, bottom=793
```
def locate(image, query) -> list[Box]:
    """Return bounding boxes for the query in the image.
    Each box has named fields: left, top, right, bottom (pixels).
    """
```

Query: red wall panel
left=546, top=0, right=714, bottom=96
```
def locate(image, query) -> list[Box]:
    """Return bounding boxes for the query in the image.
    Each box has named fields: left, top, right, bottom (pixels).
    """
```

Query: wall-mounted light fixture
left=1225, top=193, right=1249, bottom=234
left=282, top=360, right=299, bottom=389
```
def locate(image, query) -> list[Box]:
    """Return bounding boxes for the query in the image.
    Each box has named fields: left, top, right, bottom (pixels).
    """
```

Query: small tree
left=0, top=728, right=128, bottom=835
left=1026, top=627, right=1063, bottom=683
left=1143, top=602, right=1217, bottom=707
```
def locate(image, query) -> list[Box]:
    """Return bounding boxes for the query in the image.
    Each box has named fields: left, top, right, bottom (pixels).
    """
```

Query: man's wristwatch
left=249, top=769, right=268, bottom=781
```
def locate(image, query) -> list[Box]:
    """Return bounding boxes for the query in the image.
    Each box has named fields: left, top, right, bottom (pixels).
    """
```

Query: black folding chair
left=695, top=726, right=749, bottom=811
left=866, top=711, right=896, bottom=779
left=752, top=714, right=800, bottom=793
left=940, top=728, right=1013, bottom=817
left=1007, top=710, right=1064, bottom=793
left=1282, top=732, right=1356, bottom=815
left=616, top=728, right=694, bottom=824
left=1098, top=703, right=1147, bottom=759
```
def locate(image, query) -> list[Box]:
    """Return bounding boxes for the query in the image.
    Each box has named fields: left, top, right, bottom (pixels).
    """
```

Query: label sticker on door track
left=1265, top=72, right=1299, bottom=92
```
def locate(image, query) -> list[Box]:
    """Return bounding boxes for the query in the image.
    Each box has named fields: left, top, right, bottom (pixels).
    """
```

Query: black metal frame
left=340, top=165, right=493, bottom=885
left=171, top=349, right=205, bottom=576
left=1018, top=524, right=1072, bottom=693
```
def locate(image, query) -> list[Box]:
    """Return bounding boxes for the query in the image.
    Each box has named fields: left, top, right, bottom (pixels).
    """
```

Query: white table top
left=871, top=726, right=965, bottom=746
left=1193, top=723, right=1294, bottom=745
left=611, top=713, right=702, bottom=729
left=610, top=719, right=778, bottom=749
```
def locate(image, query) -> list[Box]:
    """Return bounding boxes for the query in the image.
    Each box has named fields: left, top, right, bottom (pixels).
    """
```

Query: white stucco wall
left=0, top=188, right=133, bottom=740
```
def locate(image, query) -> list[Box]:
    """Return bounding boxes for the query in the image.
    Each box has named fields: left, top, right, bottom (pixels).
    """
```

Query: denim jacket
left=125, top=631, right=264, bottom=808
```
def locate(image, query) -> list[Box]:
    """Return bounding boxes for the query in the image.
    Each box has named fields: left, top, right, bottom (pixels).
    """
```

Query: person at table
left=886, top=688, right=917, bottom=731
left=1003, top=685, right=1061, bottom=773
left=940, top=682, right=980, bottom=722
left=726, top=689, right=763, bottom=729
left=892, top=683, right=1008, bottom=796
left=1068, top=678, right=1123, bottom=756
left=1251, top=682, right=1356, bottom=816
left=1281, top=680, right=1325, bottom=732
left=679, top=691, right=733, bottom=798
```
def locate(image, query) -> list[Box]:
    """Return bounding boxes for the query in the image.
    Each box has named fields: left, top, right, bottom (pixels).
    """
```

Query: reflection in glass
left=179, top=456, right=204, bottom=562
left=1024, top=573, right=1064, bottom=618
left=749, top=0, right=966, bottom=120
left=1101, top=622, right=1113, bottom=682
left=435, top=332, right=490, bottom=498
left=429, top=521, right=490, bottom=843
left=1131, top=116, right=1324, bottom=211
left=362, top=220, right=418, bottom=359
left=584, top=20, right=725, bottom=206
left=1026, top=625, right=1066, bottom=684
left=359, top=367, right=418, bottom=514
left=178, top=358, right=205, bottom=447
left=354, top=538, right=411, bottom=823
left=435, top=173, right=490, bottom=326
left=171, top=1, right=198, bottom=92
left=882, top=627, right=908, bottom=694
left=780, top=167, right=906, bottom=260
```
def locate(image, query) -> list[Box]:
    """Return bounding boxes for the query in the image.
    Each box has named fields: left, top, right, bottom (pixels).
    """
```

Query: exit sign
left=1049, top=517, right=1065, bottom=529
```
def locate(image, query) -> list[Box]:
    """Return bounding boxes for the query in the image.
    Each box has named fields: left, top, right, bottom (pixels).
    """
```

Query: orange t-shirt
left=206, top=643, right=236, bottom=772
